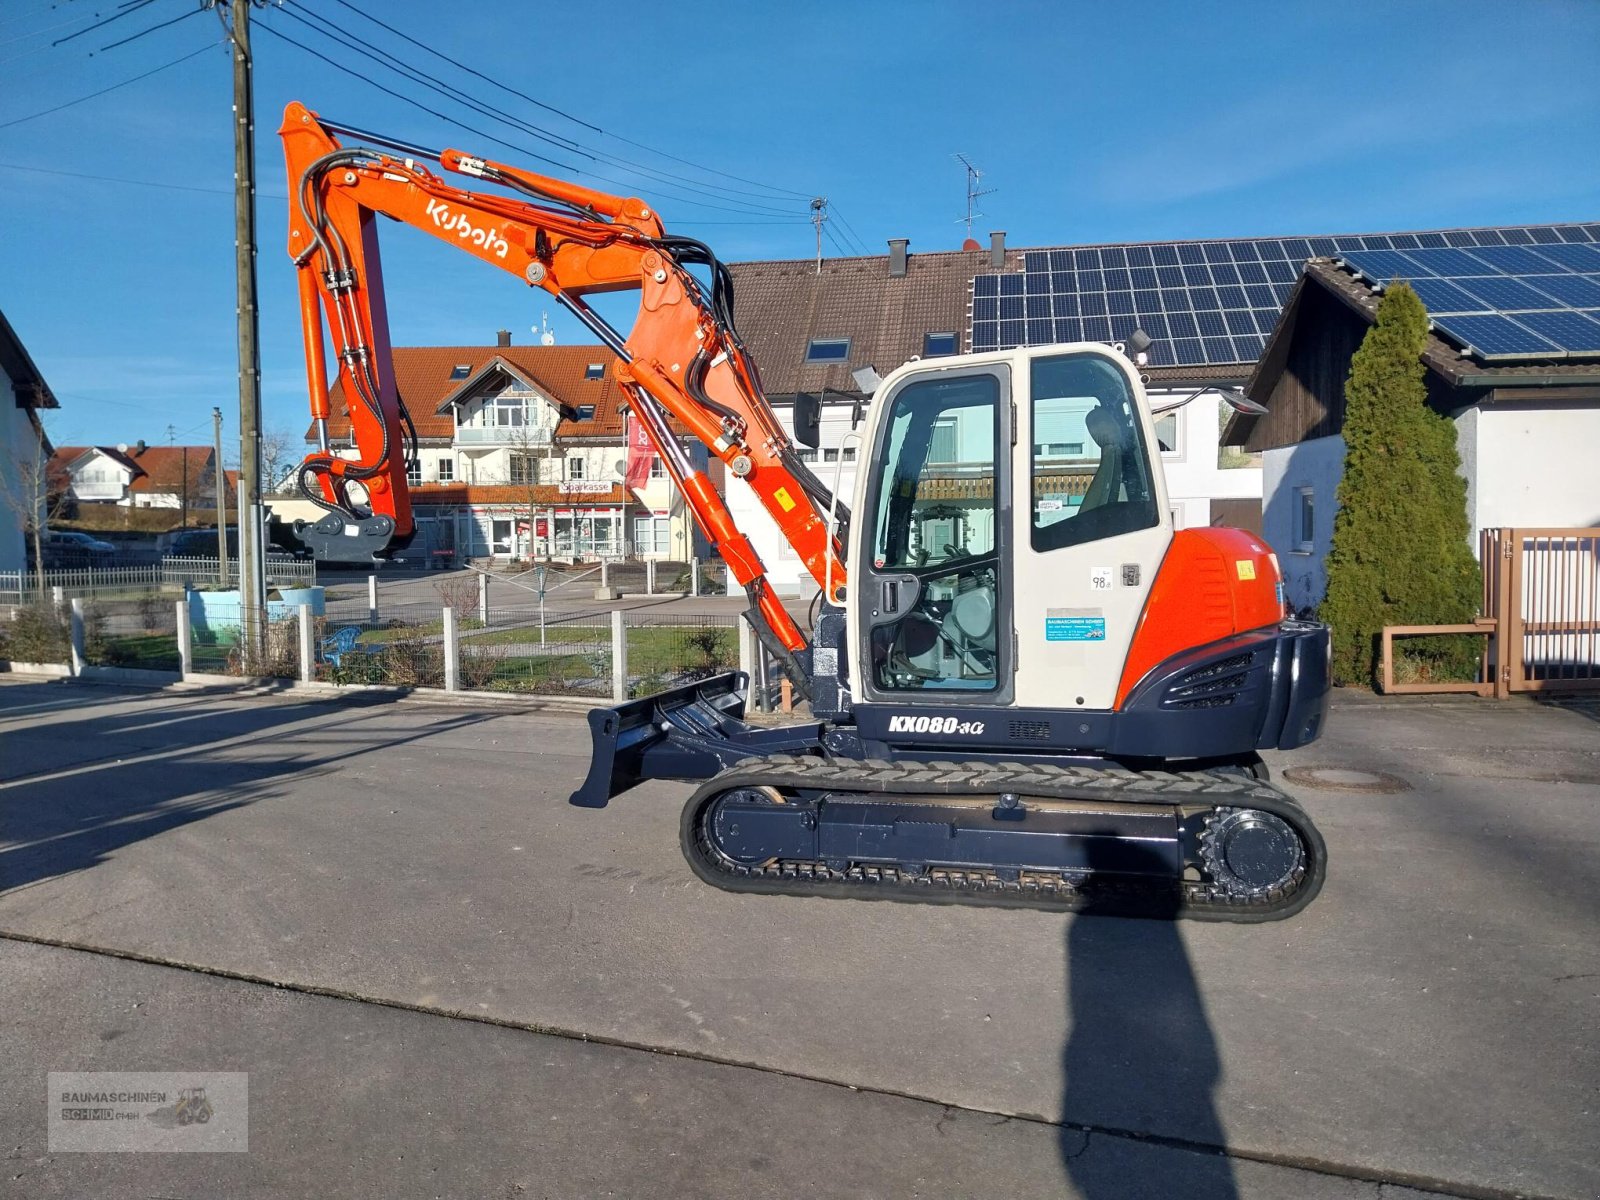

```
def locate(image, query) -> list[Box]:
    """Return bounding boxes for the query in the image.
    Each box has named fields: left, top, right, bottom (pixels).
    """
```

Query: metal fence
left=459, top=608, right=613, bottom=697
left=0, top=558, right=315, bottom=604
left=188, top=596, right=303, bottom=680
left=81, top=597, right=182, bottom=673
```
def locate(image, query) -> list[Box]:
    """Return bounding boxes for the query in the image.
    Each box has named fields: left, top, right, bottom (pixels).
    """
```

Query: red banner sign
left=624, top=412, right=655, bottom=490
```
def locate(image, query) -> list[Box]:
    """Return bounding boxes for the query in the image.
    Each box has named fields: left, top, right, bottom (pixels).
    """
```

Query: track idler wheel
left=1199, top=807, right=1306, bottom=898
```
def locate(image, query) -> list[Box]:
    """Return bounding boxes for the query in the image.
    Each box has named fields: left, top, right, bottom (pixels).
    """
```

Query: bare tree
left=258, top=427, right=302, bottom=495
left=0, top=441, right=70, bottom=586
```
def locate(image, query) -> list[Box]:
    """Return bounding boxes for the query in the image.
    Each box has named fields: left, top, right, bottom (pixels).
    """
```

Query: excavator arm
left=280, top=102, right=845, bottom=663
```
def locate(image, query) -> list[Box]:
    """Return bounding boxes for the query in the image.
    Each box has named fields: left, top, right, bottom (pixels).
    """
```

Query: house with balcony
left=293, top=337, right=705, bottom=563
left=48, top=442, right=230, bottom=511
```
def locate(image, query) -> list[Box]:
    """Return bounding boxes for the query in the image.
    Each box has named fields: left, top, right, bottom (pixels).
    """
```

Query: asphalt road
left=1, top=678, right=1596, bottom=1198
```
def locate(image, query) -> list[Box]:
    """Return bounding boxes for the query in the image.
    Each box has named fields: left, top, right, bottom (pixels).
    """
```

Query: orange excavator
left=282, top=103, right=1331, bottom=920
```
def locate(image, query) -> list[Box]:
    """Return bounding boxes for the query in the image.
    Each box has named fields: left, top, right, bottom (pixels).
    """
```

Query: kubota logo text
left=425, top=200, right=509, bottom=258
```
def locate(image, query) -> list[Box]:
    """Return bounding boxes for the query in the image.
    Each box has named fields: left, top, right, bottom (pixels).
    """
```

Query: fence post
left=690, top=557, right=700, bottom=598
left=52, top=584, right=65, bottom=616
left=69, top=597, right=85, bottom=676
left=646, top=558, right=656, bottom=595
left=368, top=573, right=379, bottom=625
left=477, top=570, right=489, bottom=623
left=176, top=598, right=192, bottom=679
left=611, top=609, right=627, bottom=702
left=443, top=606, right=459, bottom=692
left=298, top=604, right=314, bottom=685
left=738, top=615, right=765, bottom=711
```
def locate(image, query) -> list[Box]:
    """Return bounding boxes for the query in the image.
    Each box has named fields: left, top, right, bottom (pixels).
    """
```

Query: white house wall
left=1461, top=403, right=1600, bottom=538
left=0, top=376, right=40, bottom=573
left=1148, top=390, right=1263, bottom=531
left=1262, top=434, right=1345, bottom=614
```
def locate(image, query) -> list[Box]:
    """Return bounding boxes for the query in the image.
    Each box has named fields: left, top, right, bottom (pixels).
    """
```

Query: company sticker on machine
left=1045, top=608, right=1106, bottom=641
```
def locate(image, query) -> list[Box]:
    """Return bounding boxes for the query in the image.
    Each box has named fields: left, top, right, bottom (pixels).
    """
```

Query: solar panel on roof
left=1436, top=314, right=1560, bottom=358
left=965, top=224, right=1598, bottom=363
left=1512, top=310, right=1600, bottom=348
left=1455, top=277, right=1563, bottom=311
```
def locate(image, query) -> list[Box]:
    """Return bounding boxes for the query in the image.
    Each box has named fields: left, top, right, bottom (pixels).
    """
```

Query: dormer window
left=576, top=404, right=596, bottom=421
left=450, top=363, right=472, bottom=380
left=805, top=337, right=850, bottom=363
left=923, top=332, right=958, bottom=357
left=585, top=362, right=605, bottom=380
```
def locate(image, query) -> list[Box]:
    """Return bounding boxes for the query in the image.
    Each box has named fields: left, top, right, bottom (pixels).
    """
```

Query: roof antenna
left=954, top=154, right=995, bottom=251
left=810, top=197, right=828, bottom=275
left=535, top=311, right=556, bottom=346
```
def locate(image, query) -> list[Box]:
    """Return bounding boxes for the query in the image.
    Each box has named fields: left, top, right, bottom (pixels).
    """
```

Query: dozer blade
left=569, top=671, right=827, bottom=809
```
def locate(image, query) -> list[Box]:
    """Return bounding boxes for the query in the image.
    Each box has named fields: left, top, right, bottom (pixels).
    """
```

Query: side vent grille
left=1009, top=720, right=1052, bottom=741
left=1162, top=652, right=1260, bottom=709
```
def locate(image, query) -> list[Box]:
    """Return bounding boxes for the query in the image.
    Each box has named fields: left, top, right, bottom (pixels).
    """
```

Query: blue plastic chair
left=319, top=625, right=362, bottom=667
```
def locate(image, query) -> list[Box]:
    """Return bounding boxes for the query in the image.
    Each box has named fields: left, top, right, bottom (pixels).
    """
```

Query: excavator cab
left=851, top=347, right=1167, bottom=709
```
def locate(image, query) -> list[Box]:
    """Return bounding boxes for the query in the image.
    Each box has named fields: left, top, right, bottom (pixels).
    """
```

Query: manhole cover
left=1281, top=766, right=1412, bottom=794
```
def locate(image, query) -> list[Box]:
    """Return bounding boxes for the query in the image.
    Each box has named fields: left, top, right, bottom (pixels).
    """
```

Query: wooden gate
left=1482, top=527, right=1600, bottom=698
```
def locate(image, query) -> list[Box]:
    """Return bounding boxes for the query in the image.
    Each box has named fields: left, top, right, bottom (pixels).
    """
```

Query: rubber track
left=680, top=755, right=1327, bottom=923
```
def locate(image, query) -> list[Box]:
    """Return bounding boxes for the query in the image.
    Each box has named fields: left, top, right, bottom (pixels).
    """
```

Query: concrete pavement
left=1, top=677, right=1596, bottom=1197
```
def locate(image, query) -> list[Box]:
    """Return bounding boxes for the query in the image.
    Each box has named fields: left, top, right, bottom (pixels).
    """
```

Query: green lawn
left=462, top=624, right=735, bottom=676
left=89, top=633, right=181, bottom=672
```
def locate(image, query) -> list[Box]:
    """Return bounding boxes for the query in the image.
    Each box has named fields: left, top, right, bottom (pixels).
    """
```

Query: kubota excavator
left=281, top=103, right=1331, bottom=921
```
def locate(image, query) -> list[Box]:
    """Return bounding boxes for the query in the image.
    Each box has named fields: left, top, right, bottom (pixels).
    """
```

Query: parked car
left=42, top=530, right=117, bottom=568
left=165, top=528, right=310, bottom=561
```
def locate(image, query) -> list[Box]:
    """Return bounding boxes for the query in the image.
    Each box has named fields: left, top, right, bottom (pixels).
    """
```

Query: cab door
left=852, top=362, right=1014, bottom=707
left=1011, top=349, right=1172, bottom=710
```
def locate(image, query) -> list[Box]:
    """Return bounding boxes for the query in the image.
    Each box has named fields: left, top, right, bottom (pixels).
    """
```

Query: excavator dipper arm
left=280, top=102, right=843, bottom=663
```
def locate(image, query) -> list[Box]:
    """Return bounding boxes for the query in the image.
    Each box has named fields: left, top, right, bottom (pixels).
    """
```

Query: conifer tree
left=1321, top=283, right=1481, bottom=685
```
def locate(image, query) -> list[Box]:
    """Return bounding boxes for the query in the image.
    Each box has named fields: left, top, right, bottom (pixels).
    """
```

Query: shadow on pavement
left=0, top=688, right=491, bottom=895
left=1061, top=842, right=1237, bottom=1198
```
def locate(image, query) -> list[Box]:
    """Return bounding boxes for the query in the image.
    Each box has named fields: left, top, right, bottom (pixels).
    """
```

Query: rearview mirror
left=792, top=392, right=821, bottom=449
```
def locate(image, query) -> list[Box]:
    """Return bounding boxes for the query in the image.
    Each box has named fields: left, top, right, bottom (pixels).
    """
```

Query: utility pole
left=181, top=446, right=189, bottom=527
left=212, top=0, right=265, bottom=656
left=213, top=406, right=229, bottom=588
left=810, top=197, right=828, bottom=275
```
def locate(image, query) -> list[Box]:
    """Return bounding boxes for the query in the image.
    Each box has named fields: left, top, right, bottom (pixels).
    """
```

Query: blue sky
left=2, top=0, right=1597, bottom=452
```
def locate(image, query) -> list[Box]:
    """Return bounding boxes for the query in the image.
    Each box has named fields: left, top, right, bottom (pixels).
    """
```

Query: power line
left=250, top=20, right=580, bottom=173
left=269, top=4, right=807, bottom=218
left=0, top=9, right=99, bottom=48
left=96, top=4, right=206, bottom=54
left=320, top=0, right=812, bottom=203
left=257, top=13, right=811, bottom=220
left=0, top=158, right=289, bottom=200
left=0, top=38, right=220, bottom=131
left=828, top=205, right=873, bottom=256
left=52, top=0, right=158, bottom=46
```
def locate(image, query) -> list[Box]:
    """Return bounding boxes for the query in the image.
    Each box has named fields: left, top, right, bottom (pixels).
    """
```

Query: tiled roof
left=317, top=344, right=658, bottom=442
left=125, top=446, right=217, bottom=493
left=727, top=247, right=1005, bottom=398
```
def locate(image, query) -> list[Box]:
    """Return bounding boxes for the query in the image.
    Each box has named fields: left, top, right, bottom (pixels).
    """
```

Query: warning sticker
left=774, top=487, right=797, bottom=512
left=1235, top=560, right=1257, bottom=581
left=1046, top=608, right=1106, bottom=642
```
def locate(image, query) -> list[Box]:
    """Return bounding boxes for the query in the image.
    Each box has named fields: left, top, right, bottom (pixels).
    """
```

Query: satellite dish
left=540, top=330, right=556, bottom=346
left=117, top=442, right=129, bottom=453
left=614, top=459, right=627, bottom=478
